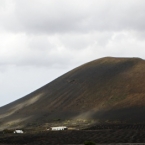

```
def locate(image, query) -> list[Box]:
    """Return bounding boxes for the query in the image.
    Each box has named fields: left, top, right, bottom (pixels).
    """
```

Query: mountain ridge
left=0, top=57, right=145, bottom=130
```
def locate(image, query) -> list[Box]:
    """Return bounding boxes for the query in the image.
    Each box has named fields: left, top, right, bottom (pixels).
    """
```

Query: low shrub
left=84, top=140, right=96, bottom=145
left=3, top=129, right=14, bottom=134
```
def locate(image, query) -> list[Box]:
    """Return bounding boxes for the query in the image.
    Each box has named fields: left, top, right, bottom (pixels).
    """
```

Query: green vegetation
left=53, top=118, right=61, bottom=121
left=84, top=141, right=96, bottom=145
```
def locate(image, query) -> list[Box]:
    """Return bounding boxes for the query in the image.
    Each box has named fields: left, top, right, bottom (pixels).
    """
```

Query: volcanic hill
left=1, top=57, right=145, bottom=130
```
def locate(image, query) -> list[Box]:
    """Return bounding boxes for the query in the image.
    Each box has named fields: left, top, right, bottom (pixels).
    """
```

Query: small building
left=14, top=129, right=24, bottom=134
left=50, top=126, right=67, bottom=131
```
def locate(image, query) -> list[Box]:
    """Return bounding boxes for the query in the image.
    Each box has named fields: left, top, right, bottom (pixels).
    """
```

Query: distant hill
left=1, top=57, right=145, bottom=130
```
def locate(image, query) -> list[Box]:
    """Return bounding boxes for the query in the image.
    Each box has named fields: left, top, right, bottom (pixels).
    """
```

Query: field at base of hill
left=0, top=125, right=145, bottom=145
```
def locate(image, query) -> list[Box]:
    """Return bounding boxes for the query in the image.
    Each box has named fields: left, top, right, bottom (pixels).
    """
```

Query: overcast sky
left=0, top=0, right=145, bottom=106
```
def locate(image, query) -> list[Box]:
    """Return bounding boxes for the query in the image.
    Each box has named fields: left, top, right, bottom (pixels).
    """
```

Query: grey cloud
left=0, top=31, right=144, bottom=68
left=1, top=0, right=145, bottom=34
left=13, top=0, right=89, bottom=34
left=28, top=35, right=54, bottom=50
left=13, top=0, right=145, bottom=33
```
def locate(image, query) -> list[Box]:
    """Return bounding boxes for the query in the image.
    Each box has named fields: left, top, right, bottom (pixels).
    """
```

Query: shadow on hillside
left=90, top=106, right=145, bottom=123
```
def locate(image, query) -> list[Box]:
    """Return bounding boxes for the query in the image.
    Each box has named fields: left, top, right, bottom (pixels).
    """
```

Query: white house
left=14, top=129, right=24, bottom=133
left=50, top=126, right=67, bottom=131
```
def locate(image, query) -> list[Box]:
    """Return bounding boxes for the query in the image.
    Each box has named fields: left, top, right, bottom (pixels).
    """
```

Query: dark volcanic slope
left=1, top=57, right=145, bottom=129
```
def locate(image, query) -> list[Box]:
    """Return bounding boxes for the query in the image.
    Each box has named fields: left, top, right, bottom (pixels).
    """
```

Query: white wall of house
left=51, top=126, right=67, bottom=131
left=14, top=130, right=24, bottom=133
